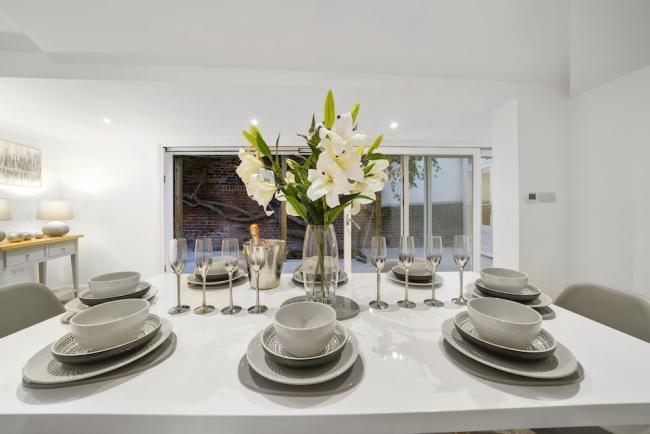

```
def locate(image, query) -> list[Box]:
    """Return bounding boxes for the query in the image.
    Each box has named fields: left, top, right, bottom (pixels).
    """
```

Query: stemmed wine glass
left=397, top=235, right=416, bottom=309
left=168, top=238, right=191, bottom=314
left=369, top=236, right=388, bottom=309
left=193, top=238, right=215, bottom=314
left=248, top=244, right=268, bottom=314
left=423, top=236, right=443, bottom=307
left=452, top=235, right=471, bottom=305
left=221, top=238, right=242, bottom=315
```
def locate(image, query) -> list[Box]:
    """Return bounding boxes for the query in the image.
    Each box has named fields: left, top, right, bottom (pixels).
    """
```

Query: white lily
left=307, top=153, right=352, bottom=208
left=348, top=159, right=390, bottom=214
left=319, top=141, right=365, bottom=182
left=364, top=158, right=390, bottom=190
left=247, top=168, right=277, bottom=216
left=236, top=148, right=265, bottom=195
left=318, top=112, right=367, bottom=155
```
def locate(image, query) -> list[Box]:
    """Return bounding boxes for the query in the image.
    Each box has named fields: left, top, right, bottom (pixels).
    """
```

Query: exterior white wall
left=569, top=65, right=650, bottom=297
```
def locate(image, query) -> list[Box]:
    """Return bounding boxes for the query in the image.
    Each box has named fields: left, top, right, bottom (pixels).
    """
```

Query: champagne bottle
left=250, top=223, right=261, bottom=246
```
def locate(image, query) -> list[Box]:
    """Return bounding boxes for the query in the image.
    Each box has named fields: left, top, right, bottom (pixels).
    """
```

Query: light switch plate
left=538, top=192, right=556, bottom=203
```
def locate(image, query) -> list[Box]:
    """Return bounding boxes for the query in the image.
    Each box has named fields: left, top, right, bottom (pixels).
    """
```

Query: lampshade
left=0, top=199, right=11, bottom=220
left=37, top=201, right=74, bottom=220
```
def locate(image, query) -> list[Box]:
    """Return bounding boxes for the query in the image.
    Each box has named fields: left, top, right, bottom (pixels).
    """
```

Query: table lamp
left=37, top=200, right=73, bottom=237
left=0, top=199, right=12, bottom=242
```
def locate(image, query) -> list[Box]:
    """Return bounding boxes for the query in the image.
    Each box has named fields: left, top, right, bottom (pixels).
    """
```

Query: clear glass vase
left=302, top=224, right=339, bottom=304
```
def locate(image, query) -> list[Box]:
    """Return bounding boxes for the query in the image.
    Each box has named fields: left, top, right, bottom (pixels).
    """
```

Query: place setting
left=22, top=298, right=176, bottom=388
left=464, top=267, right=555, bottom=319
left=62, top=271, right=159, bottom=321
left=441, top=296, right=582, bottom=386
left=239, top=301, right=362, bottom=395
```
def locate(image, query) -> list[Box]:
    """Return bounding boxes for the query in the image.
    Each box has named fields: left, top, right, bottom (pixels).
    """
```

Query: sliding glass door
left=163, top=148, right=482, bottom=274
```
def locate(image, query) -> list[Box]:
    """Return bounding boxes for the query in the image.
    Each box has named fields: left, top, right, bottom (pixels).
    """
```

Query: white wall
left=58, top=139, right=162, bottom=287
left=569, top=65, right=650, bottom=297
left=0, top=121, right=69, bottom=288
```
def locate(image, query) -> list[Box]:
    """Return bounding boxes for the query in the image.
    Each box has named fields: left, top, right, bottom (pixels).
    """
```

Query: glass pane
left=350, top=155, right=401, bottom=272
left=430, top=156, right=473, bottom=271
left=175, top=155, right=283, bottom=271
left=480, top=156, right=493, bottom=268
left=408, top=156, right=426, bottom=259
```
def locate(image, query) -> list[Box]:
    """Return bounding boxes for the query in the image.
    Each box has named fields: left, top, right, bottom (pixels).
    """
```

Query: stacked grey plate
left=65, top=285, right=159, bottom=314
left=292, top=267, right=348, bottom=287
left=187, top=270, right=247, bottom=287
left=246, top=324, right=359, bottom=386
left=442, top=314, right=581, bottom=384
left=390, top=260, right=443, bottom=288
left=23, top=316, right=174, bottom=387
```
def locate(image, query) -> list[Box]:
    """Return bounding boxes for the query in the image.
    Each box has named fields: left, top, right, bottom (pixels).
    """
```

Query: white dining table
left=1, top=271, right=650, bottom=434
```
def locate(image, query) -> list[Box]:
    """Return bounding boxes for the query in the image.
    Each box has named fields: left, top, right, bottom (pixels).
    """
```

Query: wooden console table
left=0, top=234, right=83, bottom=294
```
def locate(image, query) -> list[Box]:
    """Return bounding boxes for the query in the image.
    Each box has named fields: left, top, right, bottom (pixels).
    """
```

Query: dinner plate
left=78, top=281, right=151, bottom=306
left=23, top=319, right=172, bottom=385
left=261, top=322, right=348, bottom=368
left=292, top=269, right=348, bottom=285
left=388, top=272, right=443, bottom=288
left=246, top=329, right=359, bottom=386
left=441, top=340, right=583, bottom=386
left=453, top=311, right=556, bottom=360
left=465, top=283, right=553, bottom=308
left=474, top=278, right=541, bottom=302
left=187, top=271, right=246, bottom=287
left=442, top=318, right=577, bottom=379
left=392, top=260, right=439, bottom=283
left=51, top=314, right=163, bottom=364
left=64, top=286, right=159, bottom=313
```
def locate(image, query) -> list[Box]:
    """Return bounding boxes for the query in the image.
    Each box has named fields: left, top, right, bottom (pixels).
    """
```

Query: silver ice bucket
left=243, top=239, right=287, bottom=290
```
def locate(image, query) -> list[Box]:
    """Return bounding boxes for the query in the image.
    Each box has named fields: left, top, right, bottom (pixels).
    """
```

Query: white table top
left=1, top=272, right=650, bottom=434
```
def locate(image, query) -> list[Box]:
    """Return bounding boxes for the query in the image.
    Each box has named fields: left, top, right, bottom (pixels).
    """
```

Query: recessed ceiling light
left=390, top=121, right=398, bottom=129
left=250, top=119, right=259, bottom=126
left=102, top=118, right=112, bottom=124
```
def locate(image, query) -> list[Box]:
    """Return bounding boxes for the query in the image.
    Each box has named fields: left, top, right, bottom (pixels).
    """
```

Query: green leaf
left=351, top=103, right=360, bottom=124
left=284, top=195, right=308, bottom=220
left=255, top=132, right=273, bottom=160
left=323, top=89, right=335, bottom=129
left=309, top=114, right=316, bottom=133
left=242, top=130, right=257, bottom=147
left=367, top=134, right=383, bottom=154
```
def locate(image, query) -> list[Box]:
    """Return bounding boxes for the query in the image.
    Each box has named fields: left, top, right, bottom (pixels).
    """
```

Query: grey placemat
left=441, top=339, right=583, bottom=386
left=281, top=295, right=359, bottom=320
left=238, top=354, right=364, bottom=396
left=23, top=333, right=177, bottom=389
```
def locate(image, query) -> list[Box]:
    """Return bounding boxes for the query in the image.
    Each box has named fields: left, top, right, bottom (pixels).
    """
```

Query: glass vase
left=302, top=224, right=339, bottom=304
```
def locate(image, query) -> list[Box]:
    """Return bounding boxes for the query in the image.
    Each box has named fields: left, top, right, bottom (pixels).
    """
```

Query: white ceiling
left=0, top=0, right=569, bottom=84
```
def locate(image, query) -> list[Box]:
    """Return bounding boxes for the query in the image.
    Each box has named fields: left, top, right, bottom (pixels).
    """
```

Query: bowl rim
left=71, top=299, right=149, bottom=327
left=468, top=297, right=541, bottom=326
left=480, top=267, right=528, bottom=280
left=89, top=271, right=141, bottom=284
left=274, top=301, right=336, bottom=331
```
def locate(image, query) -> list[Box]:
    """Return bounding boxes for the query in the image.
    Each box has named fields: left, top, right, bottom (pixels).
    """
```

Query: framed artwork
left=0, top=138, right=42, bottom=187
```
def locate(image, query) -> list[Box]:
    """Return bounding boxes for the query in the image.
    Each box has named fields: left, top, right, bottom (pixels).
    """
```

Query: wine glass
left=168, top=238, right=191, bottom=314
left=369, top=236, right=388, bottom=309
left=397, top=235, right=416, bottom=309
left=247, top=244, right=268, bottom=314
left=193, top=238, right=215, bottom=314
left=423, top=236, right=444, bottom=307
left=452, top=235, right=471, bottom=305
left=221, top=238, right=242, bottom=315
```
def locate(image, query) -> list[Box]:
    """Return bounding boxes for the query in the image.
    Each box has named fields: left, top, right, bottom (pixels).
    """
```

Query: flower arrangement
left=236, top=90, right=390, bottom=225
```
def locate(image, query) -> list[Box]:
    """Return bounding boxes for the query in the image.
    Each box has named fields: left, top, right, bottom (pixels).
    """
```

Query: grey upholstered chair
left=0, top=282, right=64, bottom=339
left=555, top=283, right=650, bottom=343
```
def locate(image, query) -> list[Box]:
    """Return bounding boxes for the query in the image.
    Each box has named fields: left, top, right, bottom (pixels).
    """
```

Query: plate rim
left=246, top=330, right=359, bottom=386
left=23, top=319, right=172, bottom=385
left=387, top=273, right=443, bottom=287
left=260, top=322, right=348, bottom=362
left=467, top=282, right=553, bottom=308
left=51, top=314, right=163, bottom=361
left=78, top=281, right=151, bottom=302
left=187, top=271, right=246, bottom=286
left=474, top=278, right=541, bottom=299
left=65, top=285, right=159, bottom=313
left=453, top=311, right=556, bottom=357
left=442, top=317, right=577, bottom=379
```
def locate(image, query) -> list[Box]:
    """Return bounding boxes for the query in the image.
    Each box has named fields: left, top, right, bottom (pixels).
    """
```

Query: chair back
left=556, top=283, right=650, bottom=343
left=0, top=282, right=64, bottom=338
